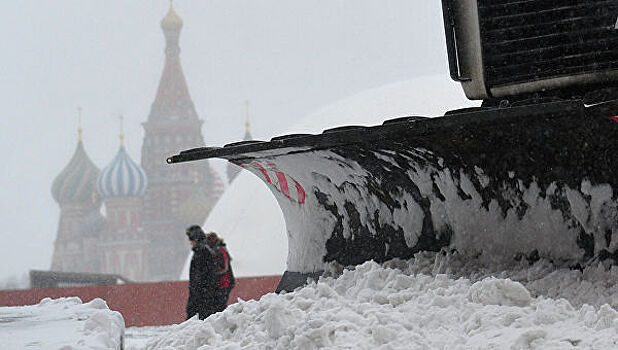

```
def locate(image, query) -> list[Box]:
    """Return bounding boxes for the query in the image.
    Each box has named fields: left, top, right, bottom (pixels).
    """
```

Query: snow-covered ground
left=0, top=297, right=124, bottom=350
left=5, top=252, right=618, bottom=349
left=130, top=252, right=618, bottom=349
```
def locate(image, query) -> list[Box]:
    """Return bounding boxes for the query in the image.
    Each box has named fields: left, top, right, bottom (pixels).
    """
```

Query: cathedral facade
left=50, top=4, right=225, bottom=282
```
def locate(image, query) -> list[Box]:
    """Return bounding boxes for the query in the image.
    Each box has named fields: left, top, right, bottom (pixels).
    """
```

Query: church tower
left=51, top=115, right=104, bottom=273
left=97, top=119, right=149, bottom=281
left=141, top=3, right=224, bottom=281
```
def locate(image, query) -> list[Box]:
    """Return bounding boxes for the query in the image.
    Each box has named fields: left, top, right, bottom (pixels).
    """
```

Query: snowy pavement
left=129, top=252, right=618, bottom=349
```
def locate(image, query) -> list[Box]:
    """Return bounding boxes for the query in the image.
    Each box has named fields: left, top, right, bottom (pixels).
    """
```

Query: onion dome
left=51, top=140, right=101, bottom=206
left=97, top=145, right=147, bottom=198
left=161, top=2, right=183, bottom=31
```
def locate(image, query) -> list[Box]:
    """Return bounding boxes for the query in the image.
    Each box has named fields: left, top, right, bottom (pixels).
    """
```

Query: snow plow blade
left=168, top=99, right=618, bottom=289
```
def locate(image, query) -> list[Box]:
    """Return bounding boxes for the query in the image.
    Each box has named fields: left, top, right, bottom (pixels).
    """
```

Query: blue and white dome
left=97, top=146, right=147, bottom=198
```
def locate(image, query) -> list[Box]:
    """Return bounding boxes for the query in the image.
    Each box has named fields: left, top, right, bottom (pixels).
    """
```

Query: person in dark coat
left=206, top=232, right=235, bottom=312
left=185, top=225, right=218, bottom=320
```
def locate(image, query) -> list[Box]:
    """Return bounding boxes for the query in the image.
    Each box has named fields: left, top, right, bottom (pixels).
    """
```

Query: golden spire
left=77, top=106, right=83, bottom=141
left=119, top=115, right=125, bottom=146
left=161, top=0, right=183, bottom=30
left=244, top=100, right=250, bottom=132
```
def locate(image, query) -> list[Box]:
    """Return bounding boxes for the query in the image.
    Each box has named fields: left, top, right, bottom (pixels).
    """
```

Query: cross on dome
left=119, top=115, right=125, bottom=146
left=77, top=106, right=83, bottom=141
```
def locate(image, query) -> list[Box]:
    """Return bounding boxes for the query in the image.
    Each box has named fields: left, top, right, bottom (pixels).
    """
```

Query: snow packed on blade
left=168, top=0, right=618, bottom=291
left=168, top=100, right=618, bottom=281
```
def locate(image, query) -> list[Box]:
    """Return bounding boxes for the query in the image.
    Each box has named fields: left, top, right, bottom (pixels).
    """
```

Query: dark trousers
left=215, top=287, right=232, bottom=312
left=187, top=291, right=217, bottom=320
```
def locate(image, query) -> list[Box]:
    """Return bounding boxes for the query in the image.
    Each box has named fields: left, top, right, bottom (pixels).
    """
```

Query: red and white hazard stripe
left=240, top=161, right=306, bottom=204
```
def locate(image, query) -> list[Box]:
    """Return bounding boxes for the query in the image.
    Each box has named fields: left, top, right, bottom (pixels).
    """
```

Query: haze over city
left=3, top=2, right=618, bottom=349
left=0, top=1, right=449, bottom=283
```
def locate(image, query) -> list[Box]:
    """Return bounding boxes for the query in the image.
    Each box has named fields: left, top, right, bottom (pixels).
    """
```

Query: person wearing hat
left=185, top=225, right=218, bottom=320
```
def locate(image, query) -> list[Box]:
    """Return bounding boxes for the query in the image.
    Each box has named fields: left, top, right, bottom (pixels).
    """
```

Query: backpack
left=225, top=247, right=236, bottom=289
left=216, top=245, right=236, bottom=289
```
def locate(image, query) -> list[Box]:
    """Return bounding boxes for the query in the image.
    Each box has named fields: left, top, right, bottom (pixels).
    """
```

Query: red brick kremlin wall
left=0, top=276, right=281, bottom=327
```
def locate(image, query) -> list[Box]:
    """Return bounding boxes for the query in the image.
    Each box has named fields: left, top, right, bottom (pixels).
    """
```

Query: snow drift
left=1, top=297, right=125, bottom=350
left=152, top=252, right=618, bottom=349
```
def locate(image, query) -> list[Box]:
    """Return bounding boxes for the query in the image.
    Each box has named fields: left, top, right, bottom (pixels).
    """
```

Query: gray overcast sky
left=0, top=1, right=449, bottom=282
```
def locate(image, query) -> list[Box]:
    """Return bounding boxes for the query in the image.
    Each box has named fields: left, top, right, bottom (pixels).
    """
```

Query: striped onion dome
left=97, top=146, right=147, bottom=198
left=51, top=140, right=101, bottom=205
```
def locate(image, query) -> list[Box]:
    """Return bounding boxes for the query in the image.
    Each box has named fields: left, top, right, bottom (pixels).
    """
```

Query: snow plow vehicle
left=168, top=0, right=618, bottom=291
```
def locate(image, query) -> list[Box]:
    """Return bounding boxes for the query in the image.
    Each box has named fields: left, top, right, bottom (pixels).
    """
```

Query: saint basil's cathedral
left=49, top=4, right=248, bottom=282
